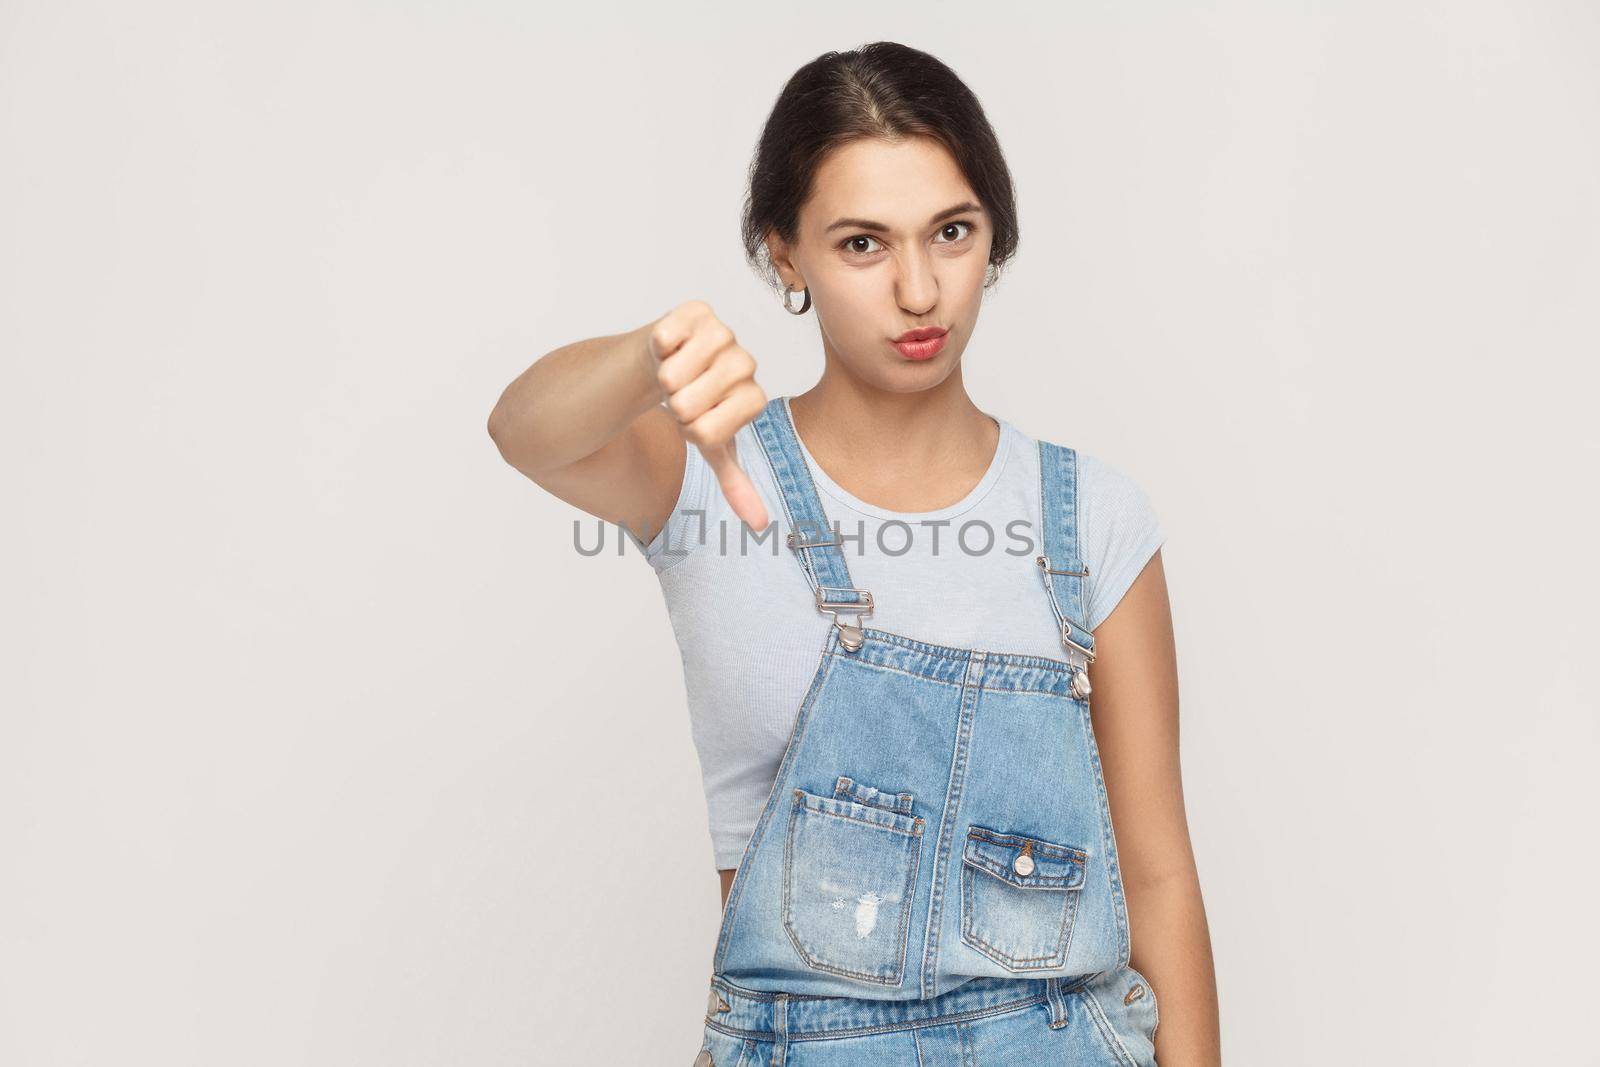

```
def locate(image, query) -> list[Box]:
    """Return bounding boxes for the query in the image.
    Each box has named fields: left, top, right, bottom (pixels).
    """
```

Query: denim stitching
left=916, top=651, right=985, bottom=997
left=958, top=861, right=1081, bottom=970
left=712, top=651, right=837, bottom=974
left=781, top=788, right=922, bottom=985
left=1076, top=987, right=1141, bottom=1067
left=702, top=989, right=1049, bottom=1042
left=1125, top=965, right=1161, bottom=1041
left=966, top=824, right=1089, bottom=865
left=849, top=625, right=1084, bottom=674
left=1079, top=699, right=1131, bottom=966
left=769, top=395, right=866, bottom=601
left=789, top=788, right=925, bottom=836
left=821, top=650, right=1084, bottom=696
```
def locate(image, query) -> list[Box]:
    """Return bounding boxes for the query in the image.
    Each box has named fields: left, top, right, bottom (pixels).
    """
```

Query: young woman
left=490, top=41, right=1219, bottom=1067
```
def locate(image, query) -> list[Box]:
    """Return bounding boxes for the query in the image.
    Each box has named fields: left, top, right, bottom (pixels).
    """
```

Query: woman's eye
left=935, top=220, right=975, bottom=243
left=840, top=221, right=975, bottom=256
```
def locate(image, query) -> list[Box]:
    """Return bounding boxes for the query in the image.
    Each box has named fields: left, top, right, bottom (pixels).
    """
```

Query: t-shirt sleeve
left=622, top=433, right=725, bottom=574
left=1078, top=452, right=1166, bottom=632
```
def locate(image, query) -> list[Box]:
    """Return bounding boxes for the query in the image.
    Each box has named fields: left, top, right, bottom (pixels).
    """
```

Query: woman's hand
left=644, top=300, right=771, bottom=532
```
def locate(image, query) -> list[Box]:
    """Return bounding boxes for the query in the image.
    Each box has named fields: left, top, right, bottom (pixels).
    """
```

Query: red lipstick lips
left=892, top=326, right=948, bottom=361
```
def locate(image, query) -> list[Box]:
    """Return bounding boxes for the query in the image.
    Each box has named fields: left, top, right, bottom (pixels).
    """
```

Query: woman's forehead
left=805, top=139, right=981, bottom=229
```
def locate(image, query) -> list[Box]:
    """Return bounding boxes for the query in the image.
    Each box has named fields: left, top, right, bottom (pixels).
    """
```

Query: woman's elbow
left=486, top=397, right=510, bottom=449
left=486, top=392, right=531, bottom=468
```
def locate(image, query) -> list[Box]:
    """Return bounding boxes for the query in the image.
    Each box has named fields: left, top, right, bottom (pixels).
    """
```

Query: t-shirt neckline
left=780, top=394, right=1013, bottom=523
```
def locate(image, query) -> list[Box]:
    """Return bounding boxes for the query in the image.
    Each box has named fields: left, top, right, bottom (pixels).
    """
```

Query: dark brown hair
left=740, top=41, right=1020, bottom=296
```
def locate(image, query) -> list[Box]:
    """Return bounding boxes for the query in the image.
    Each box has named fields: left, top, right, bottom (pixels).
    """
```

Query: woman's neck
left=787, top=374, right=1000, bottom=514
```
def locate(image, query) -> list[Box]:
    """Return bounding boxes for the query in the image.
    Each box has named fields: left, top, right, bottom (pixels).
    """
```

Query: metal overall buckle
left=1059, top=621, right=1095, bottom=700
left=815, top=586, right=873, bottom=652
left=1037, top=555, right=1096, bottom=699
left=788, top=529, right=874, bottom=653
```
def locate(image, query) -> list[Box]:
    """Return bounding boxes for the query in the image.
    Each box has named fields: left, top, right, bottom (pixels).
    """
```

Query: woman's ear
left=765, top=232, right=803, bottom=290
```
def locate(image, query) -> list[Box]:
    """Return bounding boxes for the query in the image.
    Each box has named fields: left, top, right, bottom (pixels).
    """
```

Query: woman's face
left=768, top=136, right=994, bottom=393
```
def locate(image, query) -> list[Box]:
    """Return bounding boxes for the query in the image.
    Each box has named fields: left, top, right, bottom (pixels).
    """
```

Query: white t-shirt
left=627, top=396, right=1166, bottom=870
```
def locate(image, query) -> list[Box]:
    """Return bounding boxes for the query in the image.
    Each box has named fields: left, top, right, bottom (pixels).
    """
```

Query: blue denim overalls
left=696, top=397, right=1160, bottom=1066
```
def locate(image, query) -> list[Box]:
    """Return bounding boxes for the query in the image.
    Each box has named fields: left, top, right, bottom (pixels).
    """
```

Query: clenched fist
left=644, top=300, right=771, bottom=532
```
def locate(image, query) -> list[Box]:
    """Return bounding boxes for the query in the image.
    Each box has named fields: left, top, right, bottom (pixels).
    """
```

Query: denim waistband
left=705, top=972, right=1090, bottom=1040
left=820, top=624, right=1082, bottom=697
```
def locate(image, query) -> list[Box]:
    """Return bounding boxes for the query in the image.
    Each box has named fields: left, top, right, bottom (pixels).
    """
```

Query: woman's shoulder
left=627, top=420, right=769, bottom=575
left=1004, top=420, right=1159, bottom=511
left=1013, top=423, right=1166, bottom=632
left=1075, top=449, right=1165, bottom=632
left=1075, top=450, right=1158, bottom=514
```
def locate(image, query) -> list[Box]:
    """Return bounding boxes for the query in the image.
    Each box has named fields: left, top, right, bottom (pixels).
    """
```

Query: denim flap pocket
left=962, top=826, right=1087, bottom=888
left=959, top=824, right=1088, bottom=973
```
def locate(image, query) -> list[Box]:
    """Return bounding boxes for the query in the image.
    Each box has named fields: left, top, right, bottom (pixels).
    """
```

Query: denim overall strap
left=1036, top=441, right=1097, bottom=672
left=750, top=396, right=873, bottom=639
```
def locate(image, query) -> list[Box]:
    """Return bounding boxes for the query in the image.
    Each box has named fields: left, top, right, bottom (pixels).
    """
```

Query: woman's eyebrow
left=824, top=200, right=983, bottom=234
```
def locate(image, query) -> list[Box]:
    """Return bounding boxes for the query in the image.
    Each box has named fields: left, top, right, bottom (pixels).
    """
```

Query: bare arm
left=487, top=303, right=768, bottom=544
left=487, top=320, right=684, bottom=546
left=1088, top=549, right=1222, bottom=1066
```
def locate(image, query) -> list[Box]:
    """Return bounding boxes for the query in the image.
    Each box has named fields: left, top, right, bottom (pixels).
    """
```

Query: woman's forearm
left=1128, top=872, right=1223, bottom=1066
left=487, top=320, right=662, bottom=476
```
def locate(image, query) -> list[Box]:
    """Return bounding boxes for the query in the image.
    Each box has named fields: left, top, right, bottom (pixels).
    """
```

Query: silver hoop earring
left=782, top=283, right=811, bottom=315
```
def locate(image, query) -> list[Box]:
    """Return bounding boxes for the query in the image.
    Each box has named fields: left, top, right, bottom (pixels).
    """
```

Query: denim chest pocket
left=781, top=780, right=924, bottom=986
left=959, top=824, right=1088, bottom=972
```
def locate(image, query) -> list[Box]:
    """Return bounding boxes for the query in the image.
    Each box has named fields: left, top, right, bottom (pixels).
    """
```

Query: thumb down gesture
left=645, top=300, right=771, bottom=533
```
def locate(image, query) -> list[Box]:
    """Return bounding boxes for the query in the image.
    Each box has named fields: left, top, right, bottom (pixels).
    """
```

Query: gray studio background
left=3, top=2, right=1596, bottom=1064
